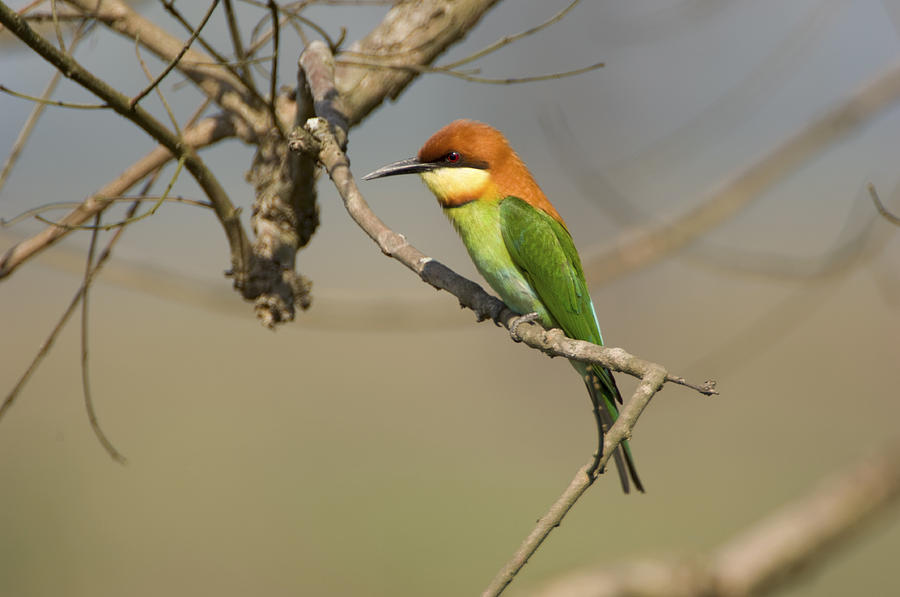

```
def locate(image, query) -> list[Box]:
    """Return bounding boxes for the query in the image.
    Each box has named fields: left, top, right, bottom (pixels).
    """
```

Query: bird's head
left=363, top=120, right=563, bottom=223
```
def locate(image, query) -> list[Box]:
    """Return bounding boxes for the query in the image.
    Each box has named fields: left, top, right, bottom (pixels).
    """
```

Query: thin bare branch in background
left=265, top=0, right=283, bottom=136
left=482, top=364, right=671, bottom=597
left=130, top=0, right=221, bottom=109
left=133, top=38, right=182, bottom=133
left=0, top=20, right=90, bottom=194
left=158, top=0, right=229, bottom=65
left=1, top=195, right=211, bottom=228
left=222, top=0, right=254, bottom=88
left=0, top=83, right=107, bottom=109
left=0, top=112, right=234, bottom=278
left=868, top=183, right=900, bottom=226
left=33, top=156, right=189, bottom=232
left=49, top=0, right=65, bottom=50
left=238, top=0, right=342, bottom=50
left=334, top=57, right=605, bottom=85
left=443, top=0, right=580, bottom=69
left=0, top=170, right=162, bottom=426
left=80, top=214, right=128, bottom=464
left=0, top=84, right=210, bottom=428
left=22, top=10, right=83, bottom=23
left=336, top=0, right=597, bottom=84
left=578, top=59, right=900, bottom=286
left=0, top=4, right=251, bottom=285
left=68, top=0, right=265, bottom=127
left=158, top=0, right=267, bottom=110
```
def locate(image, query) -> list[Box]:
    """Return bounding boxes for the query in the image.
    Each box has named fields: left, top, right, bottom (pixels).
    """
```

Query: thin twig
left=50, top=0, right=65, bottom=50
left=130, top=0, right=221, bottom=109
left=23, top=10, right=83, bottom=23
left=444, top=0, right=580, bottom=69
left=1, top=94, right=230, bottom=278
left=0, top=188, right=156, bottom=425
left=0, top=20, right=90, bottom=195
left=485, top=365, right=668, bottom=597
left=33, top=157, right=188, bottom=231
left=68, top=0, right=265, bottom=129
left=157, top=0, right=266, bottom=110
left=0, top=114, right=235, bottom=278
left=266, top=0, right=284, bottom=136
left=1, top=196, right=211, bottom=228
left=335, top=58, right=604, bottom=84
left=134, top=36, right=183, bottom=134
left=222, top=0, right=255, bottom=88
left=0, top=4, right=251, bottom=286
left=0, top=84, right=108, bottom=109
left=80, top=214, right=128, bottom=463
left=868, top=183, right=900, bottom=226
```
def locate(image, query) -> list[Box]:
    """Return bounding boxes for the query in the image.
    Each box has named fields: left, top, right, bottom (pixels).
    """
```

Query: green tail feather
left=584, top=365, right=644, bottom=494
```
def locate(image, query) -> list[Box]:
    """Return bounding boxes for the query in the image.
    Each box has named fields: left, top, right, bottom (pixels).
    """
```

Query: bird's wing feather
left=499, top=196, right=640, bottom=490
left=499, top=196, right=602, bottom=345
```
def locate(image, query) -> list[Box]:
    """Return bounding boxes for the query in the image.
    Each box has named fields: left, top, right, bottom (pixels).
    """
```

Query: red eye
left=446, top=151, right=461, bottom=163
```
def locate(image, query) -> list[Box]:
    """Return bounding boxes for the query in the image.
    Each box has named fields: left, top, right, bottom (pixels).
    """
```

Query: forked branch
left=0, top=4, right=252, bottom=285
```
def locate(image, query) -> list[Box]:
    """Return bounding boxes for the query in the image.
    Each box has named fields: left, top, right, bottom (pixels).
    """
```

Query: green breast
left=442, top=200, right=554, bottom=325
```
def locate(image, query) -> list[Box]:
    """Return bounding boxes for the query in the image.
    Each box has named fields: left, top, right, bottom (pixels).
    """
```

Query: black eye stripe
left=428, top=152, right=488, bottom=170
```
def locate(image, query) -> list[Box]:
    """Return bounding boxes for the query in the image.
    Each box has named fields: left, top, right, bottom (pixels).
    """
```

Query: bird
left=363, top=120, right=643, bottom=493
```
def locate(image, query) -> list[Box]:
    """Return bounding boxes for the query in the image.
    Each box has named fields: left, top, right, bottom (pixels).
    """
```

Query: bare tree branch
left=129, top=0, right=220, bottom=109
left=0, top=188, right=154, bottom=426
left=0, top=3, right=252, bottom=283
left=222, top=0, right=252, bottom=86
left=244, top=0, right=506, bottom=324
left=0, top=82, right=106, bottom=108
left=582, top=59, right=900, bottom=286
left=531, top=441, right=900, bottom=597
left=335, top=57, right=605, bottom=85
left=482, top=365, right=668, bottom=597
left=296, top=41, right=715, bottom=393
left=0, top=113, right=236, bottom=279
left=443, top=0, right=580, bottom=69
left=158, top=0, right=268, bottom=112
left=65, top=0, right=266, bottom=131
left=80, top=213, right=128, bottom=464
left=334, top=0, right=503, bottom=125
left=0, top=20, right=90, bottom=194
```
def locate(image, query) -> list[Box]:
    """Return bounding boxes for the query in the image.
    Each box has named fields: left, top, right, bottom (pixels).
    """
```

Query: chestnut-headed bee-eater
left=363, top=120, right=643, bottom=493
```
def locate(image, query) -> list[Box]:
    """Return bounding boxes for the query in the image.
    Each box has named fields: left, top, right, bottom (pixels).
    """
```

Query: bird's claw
left=509, top=311, right=541, bottom=342
left=588, top=449, right=605, bottom=479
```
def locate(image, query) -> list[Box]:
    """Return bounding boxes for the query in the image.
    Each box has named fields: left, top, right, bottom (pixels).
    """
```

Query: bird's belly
left=444, top=202, right=554, bottom=325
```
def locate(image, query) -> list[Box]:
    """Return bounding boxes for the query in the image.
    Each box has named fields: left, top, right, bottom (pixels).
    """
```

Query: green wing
left=498, top=196, right=602, bottom=345
left=500, top=196, right=643, bottom=492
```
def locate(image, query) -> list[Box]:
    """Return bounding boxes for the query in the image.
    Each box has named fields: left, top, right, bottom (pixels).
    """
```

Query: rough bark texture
left=335, top=0, right=504, bottom=124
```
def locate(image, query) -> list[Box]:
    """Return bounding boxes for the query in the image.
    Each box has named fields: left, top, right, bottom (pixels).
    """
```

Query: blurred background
left=2, top=1, right=900, bottom=595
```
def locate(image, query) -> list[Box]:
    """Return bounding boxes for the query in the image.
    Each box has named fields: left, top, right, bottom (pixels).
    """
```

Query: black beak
left=362, top=157, right=437, bottom=181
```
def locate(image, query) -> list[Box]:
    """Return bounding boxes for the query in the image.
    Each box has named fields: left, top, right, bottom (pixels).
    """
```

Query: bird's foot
left=588, top=447, right=606, bottom=480
left=508, top=311, right=541, bottom=342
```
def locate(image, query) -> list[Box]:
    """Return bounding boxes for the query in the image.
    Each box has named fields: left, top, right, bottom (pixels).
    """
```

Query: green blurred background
left=2, top=1, right=900, bottom=595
